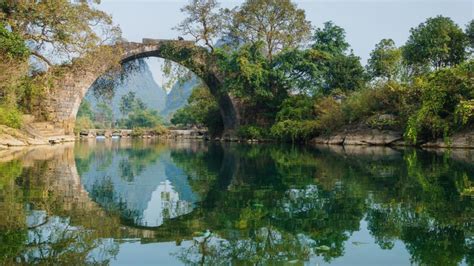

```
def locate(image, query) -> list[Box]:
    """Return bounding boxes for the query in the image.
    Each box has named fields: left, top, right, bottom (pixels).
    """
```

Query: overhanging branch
left=31, top=51, right=53, bottom=67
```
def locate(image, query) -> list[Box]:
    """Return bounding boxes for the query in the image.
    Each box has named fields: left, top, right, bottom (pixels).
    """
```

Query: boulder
left=327, top=134, right=345, bottom=145
left=0, top=134, right=27, bottom=146
left=344, top=130, right=402, bottom=146
left=311, top=136, right=329, bottom=144
left=422, top=131, right=474, bottom=149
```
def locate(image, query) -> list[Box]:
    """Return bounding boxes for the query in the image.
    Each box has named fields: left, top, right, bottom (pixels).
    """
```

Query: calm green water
left=0, top=139, right=473, bottom=265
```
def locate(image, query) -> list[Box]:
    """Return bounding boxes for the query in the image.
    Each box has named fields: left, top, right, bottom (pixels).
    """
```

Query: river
left=0, top=139, right=472, bottom=265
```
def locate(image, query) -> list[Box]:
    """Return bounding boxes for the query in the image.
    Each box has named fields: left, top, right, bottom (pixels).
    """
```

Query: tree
left=311, top=21, right=366, bottom=93
left=229, top=0, right=311, bottom=60
left=0, top=22, right=29, bottom=59
left=175, top=0, right=222, bottom=51
left=95, top=102, right=113, bottom=129
left=466, top=20, right=474, bottom=54
left=119, top=91, right=146, bottom=116
left=403, top=16, right=468, bottom=70
left=0, top=22, right=29, bottom=106
left=405, top=61, right=474, bottom=143
left=77, top=100, right=94, bottom=120
left=171, top=108, right=195, bottom=126
left=324, top=54, right=367, bottom=92
left=171, top=86, right=223, bottom=135
left=0, top=0, right=120, bottom=67
left=312, top=21, right=350, bottom=56
left=272, top=48, right=329, bottom=95
left=123, top=109, right=162, bottom=129
left=367, top=39, right=402, bottom=80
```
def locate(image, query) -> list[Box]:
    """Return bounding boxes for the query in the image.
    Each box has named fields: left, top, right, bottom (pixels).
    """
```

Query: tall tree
left=325, top=53, right=367, bottom=92
left=312, top=21, right=366, bottom=92
left=312, top=21, right=349, bottom=56
left=95, top=102, right=113, bottom=128
left=228, top=0, right=311, bottom=60
left=367, top=39, right=402, bottom=80
left=403, top=16, right=468, bottom=70
left=175, top=0, right=222, bottom=51
left=0, top=0, right=120, bottom=67
left=466, top=20, right=474, bottom=54
left=119, top=91, right=146, bottom=116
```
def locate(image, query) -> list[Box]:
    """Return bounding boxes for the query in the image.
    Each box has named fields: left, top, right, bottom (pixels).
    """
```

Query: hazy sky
left=99, top=0, right=473, bottom=86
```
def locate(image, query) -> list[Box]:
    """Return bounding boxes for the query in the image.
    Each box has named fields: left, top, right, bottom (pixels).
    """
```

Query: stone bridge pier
left=45, top=39, right=240, bottom=136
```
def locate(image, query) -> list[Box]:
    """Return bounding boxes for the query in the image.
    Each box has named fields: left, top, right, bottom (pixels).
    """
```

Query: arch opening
left=49, top=40, right=239, bottom=136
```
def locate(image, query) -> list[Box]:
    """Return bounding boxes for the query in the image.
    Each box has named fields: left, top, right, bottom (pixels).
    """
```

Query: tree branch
left=31, top=51, right=53, bottom=67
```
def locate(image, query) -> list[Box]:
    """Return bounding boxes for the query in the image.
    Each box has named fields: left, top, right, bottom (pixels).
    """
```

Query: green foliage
left=466, top=20, right=474, bottom=53
left=270, top=95, right=318, bottom=142
left=219, top=42, right=273, bottom=102
left=171, top=108, right=195, bottom=126
left=119, top=91, right=146, bottom=116
left=0, top=0, right=120, bottom=127
left=276, top=95, right=314, bottom=121
left=131, top=127, right=144, bottom=137
left=94, top=102, right=113, bottom=129
left=367, top=39, right=402, bottom=80
left=271, top=120, right=317, bottom=142
left=229, top=0, right=312, bottom=59
left=405, top=60, right=474, bottom=143
left=0, top=23, right=28, bottom=59
left=153, top=124, right=168, bottom=135
left=1, top=0, right=120, bottom=66
left=273, top=48, right=328, bottom=95
left=174, top=0, right=222, bottom=51
left=455, top=100, right=474, bottom=125
left=340, top=83, right=401, bottom=124
left=312, top=21, right=349, bottom=56
left=0, top=105, right=22, bottom=128
left=403, top=16, right=468, bottom=70
left=74, top=116, right=93, bottom=134
left=324, top=53, right=367, bottom=92
left=171, top=86, right=223, bottom=135
left=122, top=109, right=162, bottom=129
left=313, top=96, right=345, bottom=135
left=311, top=21, right=367, bottom=93
left=238, top=125, right=266, bottom=139
left=77, top=100, right=94, bottom=120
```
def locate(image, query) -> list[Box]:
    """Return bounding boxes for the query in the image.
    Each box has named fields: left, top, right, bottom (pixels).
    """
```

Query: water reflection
left=0, top=140, right=472, bottom=265
left=76, top=140, right=197, bottom=227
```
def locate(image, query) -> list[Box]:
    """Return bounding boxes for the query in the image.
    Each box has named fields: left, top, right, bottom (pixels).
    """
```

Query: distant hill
left=160, top=77, right=198, bottom=121
left=86, top=60, right=167, bottom=119
left=84, top=60, right=199, bottom=121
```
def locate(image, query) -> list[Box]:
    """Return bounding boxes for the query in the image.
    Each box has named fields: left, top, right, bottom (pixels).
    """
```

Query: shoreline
left=1, top=126, right=473, bottom=151
left=310, top=129, right=474, bottom=150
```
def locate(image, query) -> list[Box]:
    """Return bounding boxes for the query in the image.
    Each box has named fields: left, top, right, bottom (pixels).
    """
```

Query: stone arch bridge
left=45, top=39, right=239, bottom=136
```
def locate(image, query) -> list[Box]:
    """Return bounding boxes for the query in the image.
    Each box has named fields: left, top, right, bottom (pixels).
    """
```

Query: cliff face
left=160, top=78, right=198, bottom=121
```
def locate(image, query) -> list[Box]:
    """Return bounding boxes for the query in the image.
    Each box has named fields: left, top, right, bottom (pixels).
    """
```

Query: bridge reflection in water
left=0, top=140, right=472, bottom=265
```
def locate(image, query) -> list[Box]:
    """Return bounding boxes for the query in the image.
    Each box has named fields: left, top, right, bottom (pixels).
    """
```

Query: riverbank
left=1, top=124, right=474, bottom=150
left=311, top=128, right=474, bottom=149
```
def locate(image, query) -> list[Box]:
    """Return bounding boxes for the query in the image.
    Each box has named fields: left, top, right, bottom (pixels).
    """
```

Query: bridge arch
left=47, top=39, right=239, bottom=136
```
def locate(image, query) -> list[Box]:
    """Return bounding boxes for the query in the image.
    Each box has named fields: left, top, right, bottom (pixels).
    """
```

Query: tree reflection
left=0, top=142, right=472, bottom=265
left=0, top=154, right=121, bottom=265
left=166, top=144, right=473, bottom=265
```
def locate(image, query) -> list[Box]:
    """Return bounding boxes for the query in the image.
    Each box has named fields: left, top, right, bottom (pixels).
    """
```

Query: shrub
left=0, top=105, right=23, bottom=128
left=313, top=96, right=344, bottom=135
left=74, top=117, right=93, bottom=134
left=271, top=120, right=318, bottom=142
left=405, top=61, right=474, bottom=143
left=153, top=124, right=169, bottom=135
left=366, top=114, right=399, bottom=130
left=238, top=125, right=266, bottom=140
left=131, top=128, right=144, bottom=137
